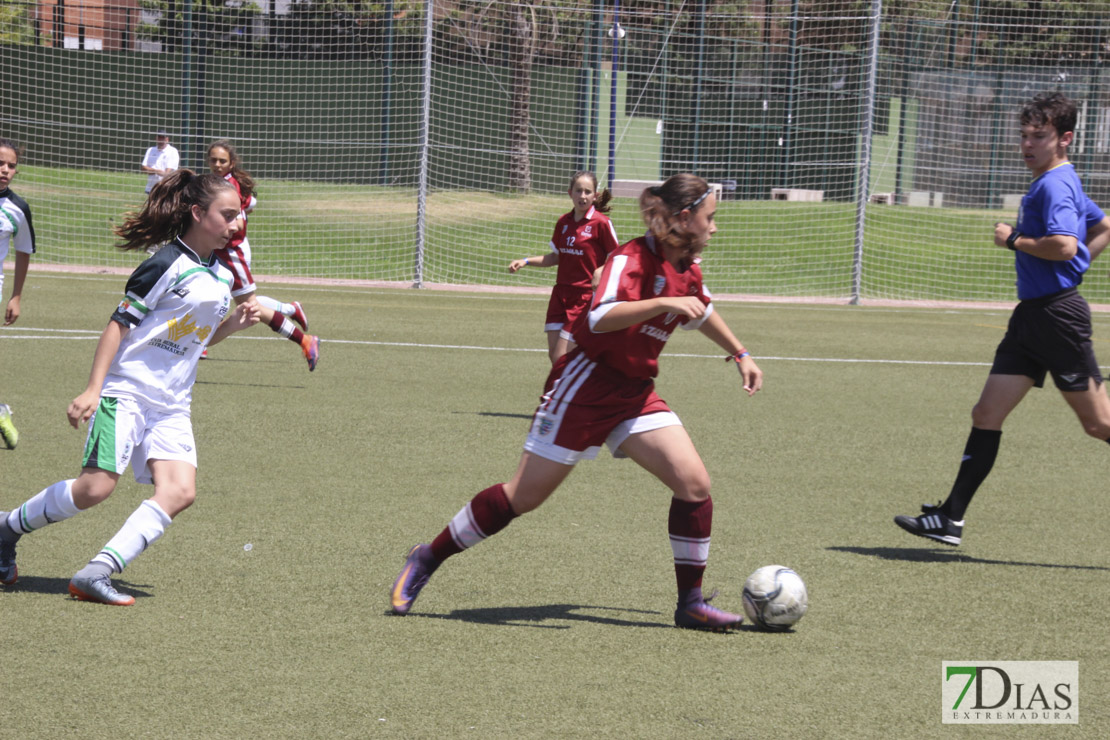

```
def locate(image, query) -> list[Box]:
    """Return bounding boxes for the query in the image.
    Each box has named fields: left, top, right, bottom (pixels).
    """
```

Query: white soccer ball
left=742, top=565, right=808, bottom=631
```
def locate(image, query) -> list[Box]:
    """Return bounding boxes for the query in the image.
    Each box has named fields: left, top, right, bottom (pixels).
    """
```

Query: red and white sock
left=669, top=496, right=712, bottom=604
left=268, top=311, right=305, bottom=346
left=430, top=484, right=517, bottom=562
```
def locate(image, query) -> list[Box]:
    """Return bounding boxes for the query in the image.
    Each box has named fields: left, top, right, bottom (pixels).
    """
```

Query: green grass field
left=16, top=162, right=1096, bottom=305
left=2, top=273, right=1108, bottom=737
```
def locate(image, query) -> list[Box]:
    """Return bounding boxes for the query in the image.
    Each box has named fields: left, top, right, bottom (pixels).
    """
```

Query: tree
left=0, top=2, right=34, bottom=46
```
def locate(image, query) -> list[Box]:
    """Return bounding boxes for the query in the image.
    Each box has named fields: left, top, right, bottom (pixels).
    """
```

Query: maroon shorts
left=523, top=349, right=681, bottom=465
left=544, top=284, right=593, bottom=333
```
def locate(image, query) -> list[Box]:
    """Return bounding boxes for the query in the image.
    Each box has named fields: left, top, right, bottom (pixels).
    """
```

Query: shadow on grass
left=451, top=411, right=534, bottom=421
left=399, top=603, right=672, bottom=629
left=195, top=379, right=306, bottom=390
left=829, top=546, right=1110, bottom=571
left=1, top=575, right=154, bottom=599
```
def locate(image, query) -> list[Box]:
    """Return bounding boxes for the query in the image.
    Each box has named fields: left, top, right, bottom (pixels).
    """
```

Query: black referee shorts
left=991, top=287, right=1103, bottom=391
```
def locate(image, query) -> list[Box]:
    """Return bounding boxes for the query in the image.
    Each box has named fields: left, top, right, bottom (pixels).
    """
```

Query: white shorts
left=82, top=396, right=196, bottom=484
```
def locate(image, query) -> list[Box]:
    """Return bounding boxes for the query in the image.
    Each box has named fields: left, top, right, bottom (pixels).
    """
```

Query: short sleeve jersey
left=142, top=145, right=180, bottom=193
left=223, top=172, right=253, bottom=249
left=549, top=206, right=620, bottom=290
left=1013, top=162, right=1091, bottom=300
left=571, top=233, right=714, bottom=379
left=101, top=238, right=234, bottom=413
left=0, top=188, right=35, bottom=276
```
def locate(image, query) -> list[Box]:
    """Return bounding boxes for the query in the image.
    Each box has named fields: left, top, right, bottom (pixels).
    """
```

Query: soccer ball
left=742, top=565, right=808, bottom=631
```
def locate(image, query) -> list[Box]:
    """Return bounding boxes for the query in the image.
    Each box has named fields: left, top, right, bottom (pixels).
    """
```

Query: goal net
left=3, top=0, right=1110, bottom=304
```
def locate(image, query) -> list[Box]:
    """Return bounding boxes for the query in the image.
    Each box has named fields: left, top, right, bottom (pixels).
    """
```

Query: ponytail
left=115, top=170, right=233, bottom=251
left=593, top=187, right=613, bottom=214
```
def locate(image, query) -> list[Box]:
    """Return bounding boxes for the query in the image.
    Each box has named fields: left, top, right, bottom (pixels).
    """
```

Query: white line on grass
left=0, top=326, right=994, bottom=367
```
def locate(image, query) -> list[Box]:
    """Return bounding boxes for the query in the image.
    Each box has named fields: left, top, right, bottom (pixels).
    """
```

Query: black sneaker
left=894, top=503, right=962, bottom=546
left=0, top=511, right=18, bottom=585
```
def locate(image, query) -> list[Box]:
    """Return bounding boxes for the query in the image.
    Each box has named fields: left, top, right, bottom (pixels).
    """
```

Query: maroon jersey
left=571, top=233, right=713, bottom=379
left=549, top=206, right=619, bottom=290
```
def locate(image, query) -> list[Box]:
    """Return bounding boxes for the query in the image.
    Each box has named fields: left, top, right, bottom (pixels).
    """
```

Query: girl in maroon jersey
left=206, top=140, right=318, bottom=370
left=393, top=173, right=763, bottom=632
left=509, top=171, right=620, bottom=363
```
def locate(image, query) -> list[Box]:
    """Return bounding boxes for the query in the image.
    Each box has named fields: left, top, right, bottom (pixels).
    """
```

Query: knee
left=72, top=477, right=117, bottom=510
left=674, top=470, right=712, bottom=502
left=1080, top=417, right=1110, bottom=441
left=156, top=483, right=196, bottom=516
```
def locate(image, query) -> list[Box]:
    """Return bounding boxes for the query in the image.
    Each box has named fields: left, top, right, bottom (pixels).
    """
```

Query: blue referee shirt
left=1013, top=162, right=1098, bottom=300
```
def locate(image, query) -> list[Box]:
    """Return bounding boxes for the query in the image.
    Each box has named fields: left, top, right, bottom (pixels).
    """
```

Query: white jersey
left=142, top=144, right=180, bottom=193
left=0, top=187, right=35, bottom=282
left=101, top=238, right=233, bottom=413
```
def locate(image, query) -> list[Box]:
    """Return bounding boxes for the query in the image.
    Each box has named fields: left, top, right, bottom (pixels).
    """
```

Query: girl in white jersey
left=0, top=138, right=36, bottom=449
left=0, top=171, right=260, bottom=604
left=391, top=174, right=764, bottom=632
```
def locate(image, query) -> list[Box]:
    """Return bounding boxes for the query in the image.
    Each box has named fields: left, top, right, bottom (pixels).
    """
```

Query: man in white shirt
left=141, top=130, right=180, bottom=194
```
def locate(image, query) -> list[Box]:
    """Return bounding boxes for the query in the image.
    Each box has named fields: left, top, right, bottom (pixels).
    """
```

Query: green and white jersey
left=102, top=238, right=234, bottom=413
left=0, top=187, right=35, bottom=279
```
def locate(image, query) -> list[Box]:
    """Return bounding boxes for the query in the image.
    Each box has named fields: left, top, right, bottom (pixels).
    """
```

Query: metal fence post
left=851, top=0, right=882, bottom=304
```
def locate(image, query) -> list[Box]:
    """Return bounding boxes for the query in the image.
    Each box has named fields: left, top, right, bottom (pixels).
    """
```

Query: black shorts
left=991, top=287, right=1103, bottom=391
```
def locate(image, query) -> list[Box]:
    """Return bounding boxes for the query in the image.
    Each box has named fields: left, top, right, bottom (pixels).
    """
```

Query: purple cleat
left=674, top=591, right=744, bottom=632
left=390, top=544, right=438, bottom=615
left=301, top=335, right=320, bottom=372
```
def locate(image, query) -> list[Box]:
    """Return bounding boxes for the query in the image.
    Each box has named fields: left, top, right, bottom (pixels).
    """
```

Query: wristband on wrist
left=523, top=258, right=530, bottom=266
left=1005, top=230, right=1021, bottom=251
left=725, top=349, right=751, bottom=363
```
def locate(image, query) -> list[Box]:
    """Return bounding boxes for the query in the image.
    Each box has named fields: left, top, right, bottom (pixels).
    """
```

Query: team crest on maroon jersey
left=583, top=224, right=593, bottom=236
left=653, top=275, right=666, bottom=295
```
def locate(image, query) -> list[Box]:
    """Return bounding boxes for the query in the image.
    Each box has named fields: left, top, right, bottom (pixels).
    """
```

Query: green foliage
left=0, top=1, right=34, bottom=46
left=882, top=0, right=1110, bottom=66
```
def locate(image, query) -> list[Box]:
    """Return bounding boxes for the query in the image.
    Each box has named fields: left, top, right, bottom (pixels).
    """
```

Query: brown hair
left=1020, top=92, right=1077, bottom=137
left=0, top=138, right=23, bottom=162
left=115, top=170, right=235, bottom=251
left=638, top=173, right=711, bottom=253
left=569, top=170, right=612, bottom=214
left=207, top=139, right=256, bottom=200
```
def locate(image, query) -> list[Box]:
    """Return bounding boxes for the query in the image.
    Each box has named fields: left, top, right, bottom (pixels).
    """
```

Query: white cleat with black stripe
left=894, top=503, right=963, bottom=546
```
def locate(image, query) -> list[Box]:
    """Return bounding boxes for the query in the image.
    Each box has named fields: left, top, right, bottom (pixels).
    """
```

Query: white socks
left=90, top=499, right=173, bottom=574
left=7, top=479, right=82, bottom=535
left=256, top=295, right=292, bottom=317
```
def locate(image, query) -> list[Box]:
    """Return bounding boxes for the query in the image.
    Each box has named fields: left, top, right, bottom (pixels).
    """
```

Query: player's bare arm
left=209, top=302, right=262, bottom=347
left=4, top=251, right=30, bottom=325
left=1087, top=215, right=1110, bottom=261
left=508, top=252, right=559, bottom=273
left=592, top=295, right=705, bottom=332
left=994, top=222, right=1077, bottom=260
left=698, top=311, right=763, bottom=395
left=68, top=320, right=128, bottom=428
